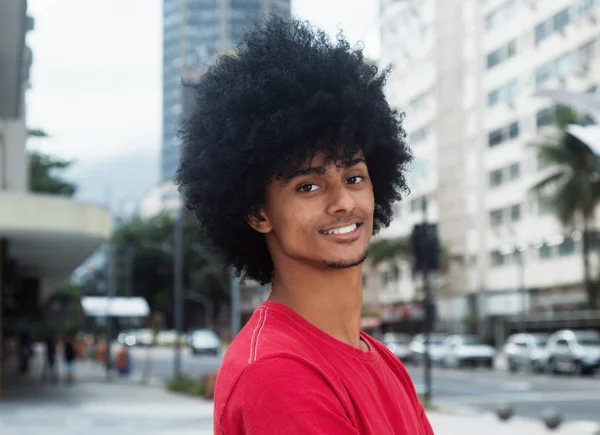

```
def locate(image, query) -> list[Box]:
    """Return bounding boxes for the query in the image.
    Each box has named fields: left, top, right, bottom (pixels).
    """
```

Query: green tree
left=109, top=213, right=230, bottom=328
left=28, top=150, right=77, bottom=196
left=530, top=106, right=600, bottom=309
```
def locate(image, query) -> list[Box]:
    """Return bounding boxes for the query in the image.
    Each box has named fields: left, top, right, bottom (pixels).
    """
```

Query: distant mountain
left=67, top=150, right=159, bottom=212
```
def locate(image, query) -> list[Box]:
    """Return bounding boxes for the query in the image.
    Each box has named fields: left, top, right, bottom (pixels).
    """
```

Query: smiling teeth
left=324, top=224, right=357, bottom=235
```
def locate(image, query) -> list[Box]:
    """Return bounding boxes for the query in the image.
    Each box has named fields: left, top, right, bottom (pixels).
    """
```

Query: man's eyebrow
left=281, top=157, right=367, bottom=184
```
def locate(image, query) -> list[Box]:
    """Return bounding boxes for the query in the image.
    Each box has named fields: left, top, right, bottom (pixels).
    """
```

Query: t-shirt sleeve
left=218, top=357, right=359, bottom=435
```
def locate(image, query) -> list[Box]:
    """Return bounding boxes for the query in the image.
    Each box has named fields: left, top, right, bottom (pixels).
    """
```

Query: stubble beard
left=322, top=248, right=369, bottom=270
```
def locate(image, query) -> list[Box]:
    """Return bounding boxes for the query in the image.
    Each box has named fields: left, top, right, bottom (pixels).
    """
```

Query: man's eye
left=346, top=176, right=364, bottom=185
left=298, top=184, right=319, bottom=193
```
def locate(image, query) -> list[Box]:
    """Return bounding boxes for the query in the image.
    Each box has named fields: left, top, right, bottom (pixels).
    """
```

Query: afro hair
left=176, top=15, right=412, bottom=285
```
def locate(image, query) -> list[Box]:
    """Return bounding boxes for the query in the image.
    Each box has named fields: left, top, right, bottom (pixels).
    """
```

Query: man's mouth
left=320, top=223, right=361, bottom=235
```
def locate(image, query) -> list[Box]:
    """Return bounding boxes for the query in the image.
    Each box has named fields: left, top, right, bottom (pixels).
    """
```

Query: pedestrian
left=41, top=332, right=57, bottom=383
left=63, top=336, right=76, bottom=383
left=176, top=16, right=432, bottom=435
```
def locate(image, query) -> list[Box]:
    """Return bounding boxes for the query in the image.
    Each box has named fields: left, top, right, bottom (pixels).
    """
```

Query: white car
left=441, top=334, right=496, bottom=369
left=409, top=333, right=449, bottom=365
left=382, top=333, right=413, bottom=363
left=189, top=329, right=221, bottom=356
left=503, top=333, right=550, bottom=373
left=545, top=329, right=600, bottom=376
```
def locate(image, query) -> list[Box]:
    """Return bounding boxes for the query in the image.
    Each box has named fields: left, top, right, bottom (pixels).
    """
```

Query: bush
left=167, top=377, right=206, bottom=397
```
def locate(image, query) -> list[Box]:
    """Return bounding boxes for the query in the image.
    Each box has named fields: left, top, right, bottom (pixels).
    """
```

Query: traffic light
left=411, top=223, right=440, bottom=274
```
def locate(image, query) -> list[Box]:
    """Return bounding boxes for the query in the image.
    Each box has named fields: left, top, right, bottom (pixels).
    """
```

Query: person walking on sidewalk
left=177, top=16, right=433, bottom=435
left=41, top=332, right=57, bottom=383
left=63, top=336, right=76, bottom=383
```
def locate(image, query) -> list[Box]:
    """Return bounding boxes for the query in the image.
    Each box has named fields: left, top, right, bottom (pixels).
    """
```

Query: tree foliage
left=109, top=213, right=230, bottom=328
left=530, top=105, right=600, bottom=308
left=28, top=150, right=77, bottom=197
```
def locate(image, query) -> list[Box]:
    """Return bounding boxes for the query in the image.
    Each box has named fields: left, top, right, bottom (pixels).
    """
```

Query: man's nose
left=326, top=182, right=355, bottom=215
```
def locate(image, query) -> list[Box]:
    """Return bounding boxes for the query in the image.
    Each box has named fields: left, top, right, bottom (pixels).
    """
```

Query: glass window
left=490, top=250, right=505, bottom=267
left=488, top=89, right=500, bottom=107
left=488, top=129, right=503, bottom=147
left=535, top=62, right=553, bottom=87
left=489, top=169, right=503, bottom=187
left=538, top=243, right=552, bottom=259
left=578, top=39, right=596, bottom=64
left=509, top=163, right=520, bottom=180
left=535, top=21, right=549, bottom=44
left=554, top=52, right=573, bottom=78
left=553, top=9, right=570, bottom=33
left=511, top=204, right=521, bottom=221
left=536, top=107, right=553, bottom=128
left=509, top=121, right=519, bottom=139
left=490, top=209, right=504, bottom=226
left=558, top=238, right=576, bottom=256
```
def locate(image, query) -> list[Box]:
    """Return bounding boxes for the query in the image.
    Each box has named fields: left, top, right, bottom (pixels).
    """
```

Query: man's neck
left=268, top=262, right=364, bottom=350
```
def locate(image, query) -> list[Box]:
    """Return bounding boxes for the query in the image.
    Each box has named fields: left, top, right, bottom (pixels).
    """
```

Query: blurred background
left=1, top=0, right=600, bottom=434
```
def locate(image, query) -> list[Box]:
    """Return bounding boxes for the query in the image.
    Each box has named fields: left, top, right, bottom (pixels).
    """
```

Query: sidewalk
left=1, top=357, right=214, bottom=435
left=427, top=409, right=600, bottom=435
left=2, top=352, right=598, bottom=434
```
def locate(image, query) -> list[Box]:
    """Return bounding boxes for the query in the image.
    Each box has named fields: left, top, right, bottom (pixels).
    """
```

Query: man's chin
left=322, top=249, right=368, bottom=270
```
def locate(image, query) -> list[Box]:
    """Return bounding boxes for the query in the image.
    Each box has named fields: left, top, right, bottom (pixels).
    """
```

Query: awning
left=81, top=297, right=150, bottom=317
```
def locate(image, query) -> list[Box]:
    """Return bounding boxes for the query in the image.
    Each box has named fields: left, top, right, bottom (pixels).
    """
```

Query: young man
left=177, top=16, right=433, bottom=435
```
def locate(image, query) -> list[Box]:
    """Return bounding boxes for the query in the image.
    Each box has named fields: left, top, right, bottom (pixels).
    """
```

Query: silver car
left=383, top=333, right=413, bottom=363
left=546, top=329, right=600, bottom=376
left=409, top=333, right=449, bottom=365
left=503, top=333, right=550, bottom=373
left=189, top=329, right=221, bottom=356
left=441, top=334, right=496, bottom=369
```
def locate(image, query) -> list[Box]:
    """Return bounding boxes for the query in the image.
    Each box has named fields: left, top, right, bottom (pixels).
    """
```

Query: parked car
left=441, top=334, right=496, bottom=369
left=117, top=330, right=138, bottom=347
left=409, top=333, right=449, bottom=365
left=189, top=329, right=221, bottom=356
left=503, top=333, right=550, bottom=373
left=382, top=333, right=413, bottom=363
left=545, top=329, right=600, bottom=376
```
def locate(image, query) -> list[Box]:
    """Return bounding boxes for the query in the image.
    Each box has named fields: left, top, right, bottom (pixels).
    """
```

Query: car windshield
left=577, top=336, right=600, bottom=346
left=532, top=335, right=549, bottom=347
left=461, top=335, right=484, bottom=345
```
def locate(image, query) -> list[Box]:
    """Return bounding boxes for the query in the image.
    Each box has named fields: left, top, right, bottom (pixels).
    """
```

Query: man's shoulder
left=214, top=305, right=328, bottom=413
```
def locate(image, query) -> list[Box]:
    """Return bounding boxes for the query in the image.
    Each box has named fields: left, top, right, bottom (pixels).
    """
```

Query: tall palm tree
left=530, top=106, right=600, bottom=309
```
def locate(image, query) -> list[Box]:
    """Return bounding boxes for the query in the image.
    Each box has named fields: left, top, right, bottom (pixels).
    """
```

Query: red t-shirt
left=214, top=301, right=434, bottom=434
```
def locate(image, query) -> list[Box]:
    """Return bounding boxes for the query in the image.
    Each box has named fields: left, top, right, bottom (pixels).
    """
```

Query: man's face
left=250, top=151, right=375, bottom=271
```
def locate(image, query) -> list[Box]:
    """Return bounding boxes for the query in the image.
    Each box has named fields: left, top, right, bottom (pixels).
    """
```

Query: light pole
left=173, top=211, right=184, bottom=380
left=105, top=244, right=116, bottom=379
left=230, top=267, right=241, bottom=339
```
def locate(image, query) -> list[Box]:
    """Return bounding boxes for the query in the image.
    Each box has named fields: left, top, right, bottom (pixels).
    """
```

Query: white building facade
left=376, top=0, right=600, bottom=325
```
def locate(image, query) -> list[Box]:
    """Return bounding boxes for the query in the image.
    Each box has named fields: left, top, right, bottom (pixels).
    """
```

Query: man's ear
left=247, top=208, right=272, bottom=234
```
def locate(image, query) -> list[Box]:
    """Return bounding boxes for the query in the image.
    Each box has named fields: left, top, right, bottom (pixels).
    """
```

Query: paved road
left=407, top=364, right=600, bottom=423
left=125, top=346, right=600, bottom=423
left=127, top=345, right=223, bottom=381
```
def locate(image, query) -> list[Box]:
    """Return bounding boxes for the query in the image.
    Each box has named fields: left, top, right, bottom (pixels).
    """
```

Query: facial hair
left=322, top=248, right=368, bottom=270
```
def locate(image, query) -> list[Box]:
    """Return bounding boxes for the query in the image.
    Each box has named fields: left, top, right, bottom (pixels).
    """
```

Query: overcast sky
left=26, top=0, right=380, bottom=167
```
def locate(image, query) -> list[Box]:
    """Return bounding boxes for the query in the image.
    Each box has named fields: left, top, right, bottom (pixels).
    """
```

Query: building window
left=490, top=209, right=503, bottom=227
left=559, top=238, right=577, bottom=256
left=535, top=20, right=552, bottom=45
left=488, top=79, right=518, bottom=107
left=578, top=38, right=597, bottom=66
left=536, top=107, right=554, bottom=128
left=489, top=169, right=503, bottom=187
left=485, top=0, right=516, bottom=31
left=487, top=40, right=517, bottom=69
left=488, top=121, right=519, bottom=147
left=553, top=8, right=570, bottom=33
left=511, top=204, right=521, bottom=221
left=509, top=163, right=520, bottom=180
left=538, top=243, right=552, bottom=259
left=410, top=125, right=429, bottom=145
left=490, top=250, right=505, bottom=267
left=410, top=196, right=428, bottom=213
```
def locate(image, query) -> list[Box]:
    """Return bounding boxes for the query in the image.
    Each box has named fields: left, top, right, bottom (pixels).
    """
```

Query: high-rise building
left=161, top=0, right=291, bottom=182
left=375, top=0, right=600, bottom=328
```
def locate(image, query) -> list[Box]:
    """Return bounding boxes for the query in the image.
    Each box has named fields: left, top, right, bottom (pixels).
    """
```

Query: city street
left=407, top=365, right=600, bottom=423
left=127, top=346, right=600, bottom=424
